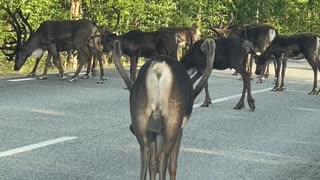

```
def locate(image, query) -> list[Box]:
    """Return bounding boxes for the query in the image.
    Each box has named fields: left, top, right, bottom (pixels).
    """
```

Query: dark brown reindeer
left=255, top=33, right=320, bottom=94
left=181, top=38, right=256, bottom=111
left=102, top=30, right=178, bottom=81
left=1, top=7, right=105, bottom=83
left=158, top=27, right=201, bottom=48
left=113, top=38, right=215, bottom=180
left=211, top=13, right=277, bottom=82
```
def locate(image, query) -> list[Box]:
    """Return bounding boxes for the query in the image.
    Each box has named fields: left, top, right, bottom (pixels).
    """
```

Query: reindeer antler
left=111, top=6, right=121, bottom=32
left=224, top=13, right=234, bottom=29
left=1, top=6, right=23, bottom=61
left=1, top=6, right=32, bottom=61
left=17, top=8, right=33, bottom=35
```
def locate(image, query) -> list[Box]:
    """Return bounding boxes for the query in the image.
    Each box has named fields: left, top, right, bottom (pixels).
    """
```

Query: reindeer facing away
left=112, top=39, right=215, bottom=180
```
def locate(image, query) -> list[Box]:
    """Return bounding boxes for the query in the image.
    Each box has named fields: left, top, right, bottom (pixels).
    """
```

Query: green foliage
left=0, top=0, right=319, bottom=75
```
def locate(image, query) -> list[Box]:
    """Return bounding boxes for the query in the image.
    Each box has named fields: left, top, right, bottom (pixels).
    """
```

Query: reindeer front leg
left=277, top=59, right=287, bottom=91
left=97, top=52, right=107, bottom=84
left=308, top=61, right=318, bottom=95
left=28, top=53, right=44, bottom=77
left=38, top=54, right=52, bottom=80
left=48, top=46, right=67, bottom=80
left=272, top=58, right=281, bottom=91
left=69, top=48, right=87, bottom=82
left=56, top=51, right=67, bottom=78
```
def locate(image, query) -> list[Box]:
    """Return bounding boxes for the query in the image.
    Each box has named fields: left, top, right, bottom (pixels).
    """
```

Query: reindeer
left=112, top=38, right=215, bottom=180
left=181, top=38, right=256, bottom=111
left=211, top=13, right=277, bottom=83
left=158, top=27, right=201, bottom=59
left=102, top=30, right=178, bottom=81
left=158, top=27, right=201, bottom=47
left=0, top=7, right=106, bottom=83
left=255, top=33, right=320, bottom=95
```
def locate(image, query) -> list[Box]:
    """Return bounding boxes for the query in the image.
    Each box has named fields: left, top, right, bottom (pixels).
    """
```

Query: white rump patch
left=146, top=61, right=173, bottom=120
left=315, top=36, right=320, bottom=57
left=268, top=29, right=276, bottom=43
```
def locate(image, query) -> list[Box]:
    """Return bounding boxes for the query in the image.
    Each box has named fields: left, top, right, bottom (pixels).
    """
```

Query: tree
left=70, top=0, right=82, bottom=19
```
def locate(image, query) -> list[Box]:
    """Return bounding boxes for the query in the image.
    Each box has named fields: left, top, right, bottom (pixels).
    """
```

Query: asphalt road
left=0, top=60, right=319, bottom=180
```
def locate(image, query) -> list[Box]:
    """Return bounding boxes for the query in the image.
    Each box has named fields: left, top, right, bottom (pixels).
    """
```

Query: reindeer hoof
left=316, top=90, right=320, bottom=95
left=27, top=73, right=36, bottom=77
left=248, top=100, right=255, bottom=112
left=97, top=80, right=104, bottom=84
left=256, top=79, right=263, bottom=83
left=308, top=89, right=318, bottom=95
left=102, top=76, right=107, bottom=80
left=61, top=75, right=68, bottom=80
left=200, top=101, right=212, bottom=107
left=69, top=78, right=77, bottom=82
left=234, top=103, right=245, bottom=110
left=38, top=76, right=48, bottom=80
left=82, top=74, right=90, bottom=79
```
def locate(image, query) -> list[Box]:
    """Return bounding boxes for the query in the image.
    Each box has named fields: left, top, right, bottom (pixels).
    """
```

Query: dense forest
left=0, top=0, right=319, bottom=75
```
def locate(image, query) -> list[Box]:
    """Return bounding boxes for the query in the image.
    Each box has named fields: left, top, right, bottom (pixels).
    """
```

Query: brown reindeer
left=112, top=39, right=216, bottom=180
left=211, top=13, right=277, bottom=82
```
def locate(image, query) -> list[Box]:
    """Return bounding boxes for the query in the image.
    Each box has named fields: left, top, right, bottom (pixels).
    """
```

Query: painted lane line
left=193, top=88, right=272, bottom=108
left=7, top=72, right=88, bottom=82
left=8, top=78, right=37, bottom=82
left=0, top=136, right=77, bottom=158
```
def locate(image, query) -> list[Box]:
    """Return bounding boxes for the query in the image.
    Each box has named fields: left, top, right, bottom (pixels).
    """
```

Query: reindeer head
left=254, top=54, right=274, bottom=75
left=1, top=6, right=33, bottom=71
left=101, top=33, right=118, bottom=53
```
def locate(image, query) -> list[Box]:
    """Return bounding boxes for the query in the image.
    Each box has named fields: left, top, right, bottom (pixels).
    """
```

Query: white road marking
left=8, top=78, right=37, bottom=82
left=180, top=147, right=316, bottom=165
left=193, top=88, right=272, bottom=108
left=6, top=72, right=88, bottom=82
left=0, top=137, right=77, bottom=158
left=293, top=107, right=320, bottom=112
left=68, top=72, right=86, bottom=76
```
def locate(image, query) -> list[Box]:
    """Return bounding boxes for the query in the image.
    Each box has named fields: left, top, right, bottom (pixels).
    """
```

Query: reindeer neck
left=259, top=43, right=273, bottom=63
left=23, top=34, right=42, bottom=57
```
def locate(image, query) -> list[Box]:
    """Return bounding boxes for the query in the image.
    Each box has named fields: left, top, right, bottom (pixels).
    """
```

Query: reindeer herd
left=1, top=6, right=320, bottom=180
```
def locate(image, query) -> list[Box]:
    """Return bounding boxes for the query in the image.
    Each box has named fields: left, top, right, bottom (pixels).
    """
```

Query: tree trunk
left=70, top=0, right=82, bottom=20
